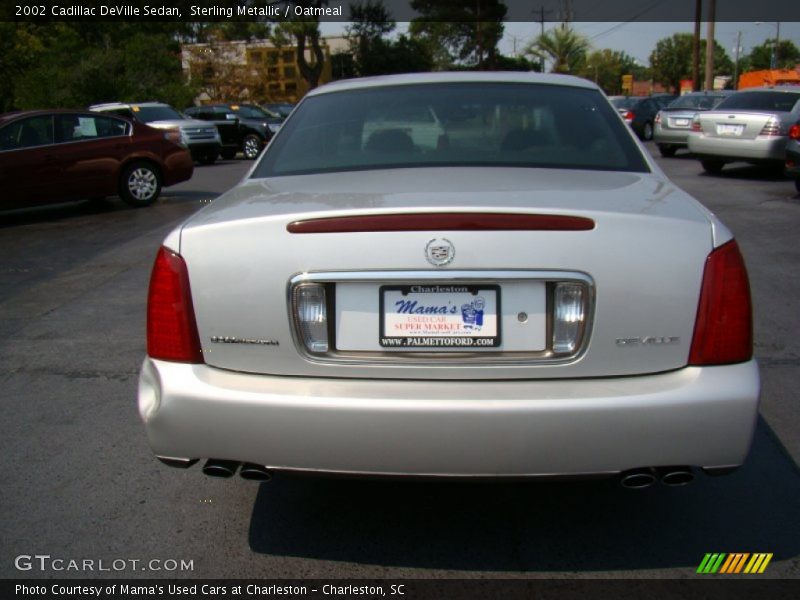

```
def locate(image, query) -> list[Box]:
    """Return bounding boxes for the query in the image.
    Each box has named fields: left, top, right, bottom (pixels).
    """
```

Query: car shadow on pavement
left=248, top=416, right=799, bottom=572
left=699, top=164, right=789, bottom=182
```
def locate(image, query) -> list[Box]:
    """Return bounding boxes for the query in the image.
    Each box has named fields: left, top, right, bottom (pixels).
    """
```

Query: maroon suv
left=0, top=109, right=194, bottom=210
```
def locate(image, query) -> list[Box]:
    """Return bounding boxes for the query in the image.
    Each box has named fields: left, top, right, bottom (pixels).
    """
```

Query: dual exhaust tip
left=200, top=460, right=693, bottom=488
left=620, top=467, right=694, bottom=489
left=202, top=459, right=272, bottom=481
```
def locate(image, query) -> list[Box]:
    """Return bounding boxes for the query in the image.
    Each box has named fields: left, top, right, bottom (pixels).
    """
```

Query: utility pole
left=535, top=5, right=553, bottom=72
left=776, top=21, right=781, bottom=68
left=704, top=0, right=716, bottom=91
left=692, top=0, right=702, bottom=91
left=733, top=30, right=742, bottom=90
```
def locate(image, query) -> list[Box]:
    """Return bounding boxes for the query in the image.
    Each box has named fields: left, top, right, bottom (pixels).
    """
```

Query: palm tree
left=526, top=24, right=590, bottom=74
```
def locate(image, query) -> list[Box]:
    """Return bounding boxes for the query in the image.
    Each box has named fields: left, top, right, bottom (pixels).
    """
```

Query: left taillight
left=688, top=240, right=753, bottom=366
left=147, top=247, right=203, bottom=363
left=789, top=124, right=800, bottom=140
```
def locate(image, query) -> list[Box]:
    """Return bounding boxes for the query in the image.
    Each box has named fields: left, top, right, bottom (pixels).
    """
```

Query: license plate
left=716, top=123, right=744, bottom=136
left=379, top=285, right=500, bottom=348
left=671, top=118, right=690, bottom=127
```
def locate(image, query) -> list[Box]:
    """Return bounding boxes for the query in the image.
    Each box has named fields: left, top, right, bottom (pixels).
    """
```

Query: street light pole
left=704, top=0, right=716, bottom=91
left=733, top=31, right=742, bottom=90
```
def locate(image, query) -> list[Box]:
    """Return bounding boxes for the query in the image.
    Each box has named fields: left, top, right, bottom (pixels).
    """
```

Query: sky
left=321, top=21, right=800, bottom=66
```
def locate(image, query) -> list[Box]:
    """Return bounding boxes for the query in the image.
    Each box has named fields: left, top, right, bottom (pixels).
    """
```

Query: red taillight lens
left=655, top=112, right=662, bottom=124
left=624, top=111, right=634, bottom=121
left=789, top=124, right=800, bottom=140
left=688, top=240, right=753, bottom=366
left=147, top=247, right=203, bottom=363
left=691, top=117, right=702, bottom=132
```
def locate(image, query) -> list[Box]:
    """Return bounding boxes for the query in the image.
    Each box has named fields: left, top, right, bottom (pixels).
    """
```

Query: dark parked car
left=787, top=120, right=800, bottom=194
left=610, top=96, right=671, bottom=141
left=185, top=104, right=280, bottom=160
left=0, top=110, right=193, bottom=210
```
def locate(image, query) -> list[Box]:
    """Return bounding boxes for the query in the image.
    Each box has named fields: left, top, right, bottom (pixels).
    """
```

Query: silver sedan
left=138, top=73, right=759, bottom=490
left=687, top=86, right=800, bottom=173
left=654, top=91, right=732, bottom=157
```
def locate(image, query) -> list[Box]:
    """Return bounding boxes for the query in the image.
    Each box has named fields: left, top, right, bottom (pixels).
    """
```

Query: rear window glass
left=716, top=92, right=800, bottom=112
left=667, top=94, right=728, bottom=110
left=253, top=83, right=649, bottom=177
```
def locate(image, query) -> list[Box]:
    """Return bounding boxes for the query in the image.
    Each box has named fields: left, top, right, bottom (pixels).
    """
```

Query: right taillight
left=789, top=124, right=800, bottom=140
left=691, top=114, right=702, bottom=132
left=688, top=240, right=752, bottom=366
left=624, top=111, right=634, bottom=122
left=147, top=246, right=203, bottom=363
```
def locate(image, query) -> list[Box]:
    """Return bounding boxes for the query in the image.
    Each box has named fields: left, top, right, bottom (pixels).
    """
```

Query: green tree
left=525, top=24, right=589, bottom=74
left=9, top=23, right=196, bottom=109
left=748, top=39, right=800, bottom=70
left=579, top=49, right=638, bottom=94
left=346, top=1, right=433, bottom=76
left=409, top=0, right=506, bottom=69
left=650, top=33, right=734, bottom=93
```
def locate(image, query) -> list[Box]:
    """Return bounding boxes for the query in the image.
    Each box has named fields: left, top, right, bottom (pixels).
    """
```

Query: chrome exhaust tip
left=202, top=459, right=240, bottom=478
left=620, top=468, right=657, bottom=489
left=239, top=463, right=272, bottom=482
left=659, top=467, right=694, bottom=487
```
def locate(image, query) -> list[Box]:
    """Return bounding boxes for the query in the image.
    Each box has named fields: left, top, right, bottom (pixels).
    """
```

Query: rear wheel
left=658, top=144, right=677, bottom=157
left=642, top=122, right=654, bottom=141
left=197, top=151, right=217, bottom=165
left=242, top=134, right=263, bottom=160
left=119, top=162, right=161, bottom=207
left=220, top=148, right=237, bottom=160
left=701, top=159, right=725, bottom=174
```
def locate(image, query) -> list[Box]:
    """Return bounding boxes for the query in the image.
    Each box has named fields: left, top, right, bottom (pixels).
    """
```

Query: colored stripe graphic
left=698, top=553, right=773, bottom=574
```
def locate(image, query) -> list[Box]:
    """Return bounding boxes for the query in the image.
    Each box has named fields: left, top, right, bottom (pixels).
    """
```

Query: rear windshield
left=234, top=105, right=271, bottom=119
left=715, top=91, right=800, bottom=112
left=667, top=94, right=728, bottom=110
left=610, top=97, right=636, bottom=109
left=134, top=105, right=184, bottom=122
left=253, top=83, right=649, bottom=177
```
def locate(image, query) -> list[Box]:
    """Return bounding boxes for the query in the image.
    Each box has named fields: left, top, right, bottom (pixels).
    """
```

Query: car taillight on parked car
left=688, top=240, right=752, bottom=366
left=789, top=124, right=800, bottom=140
left=760, top=117, right=782, bottom=137
left=147, top=247, right=203, bottom=363
left=624, top=111, right=634, bottom=122
left=691, top=115, right=702, bottom=132
left=654, top=112, right=662, bottom=125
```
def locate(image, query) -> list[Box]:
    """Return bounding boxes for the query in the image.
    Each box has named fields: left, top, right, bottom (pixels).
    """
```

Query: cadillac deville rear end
left=138, top=73, right=759, bottom=488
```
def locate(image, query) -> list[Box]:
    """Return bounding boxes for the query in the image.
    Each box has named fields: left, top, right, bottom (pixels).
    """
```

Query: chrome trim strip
left=287, top=270, right=595, bottom=367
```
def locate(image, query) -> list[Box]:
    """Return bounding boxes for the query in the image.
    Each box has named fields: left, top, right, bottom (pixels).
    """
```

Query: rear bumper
left=138, top=358, right=760, bottom=477
left=162, top=150, right=194, bottom=187
left=687, top=134, right=787, bottom=162
left=654, top=125, right=690, bottom=146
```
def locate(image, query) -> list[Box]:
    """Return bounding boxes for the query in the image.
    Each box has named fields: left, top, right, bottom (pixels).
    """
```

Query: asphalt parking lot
left=1, top=147, right=799, bottom=579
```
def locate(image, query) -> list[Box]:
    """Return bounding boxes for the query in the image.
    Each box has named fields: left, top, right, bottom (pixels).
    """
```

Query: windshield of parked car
left=234, top=105, right=271, bottom=119
left=253, top=83, right=649, bottom=177
left=667, top=94, right=728, bottom=110
left=264, top=103, right=294, bottom=117
left=715, top=91, right=800, bottom=112
left=134, top=105, right=185, bottom=122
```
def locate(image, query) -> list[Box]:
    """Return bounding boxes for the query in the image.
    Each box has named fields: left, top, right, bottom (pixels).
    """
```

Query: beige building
left=181, top=36, right=349, bottom=104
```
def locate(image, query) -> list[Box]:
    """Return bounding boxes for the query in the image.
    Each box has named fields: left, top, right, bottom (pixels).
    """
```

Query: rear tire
left=242, top=134, right=263, bottom=160
left=642, top=122, right=654, bottom=141
left=197, top=152, right=217, bottom=165
left=119, top=162, right=161, bottom=207
left=701, top=159, right=725, bottom=174
left=658, top=144, right=677, bottom=158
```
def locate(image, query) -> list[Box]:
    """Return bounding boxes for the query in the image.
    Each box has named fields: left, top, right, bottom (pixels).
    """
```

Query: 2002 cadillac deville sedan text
left=138, top=73, right=759, bottom=489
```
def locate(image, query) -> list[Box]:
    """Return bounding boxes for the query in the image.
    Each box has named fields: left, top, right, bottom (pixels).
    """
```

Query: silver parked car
left=687, top=86, right=800, bottom=173
left=138, top=73, right=759, bottom=489
left=654, top=91, right=732, bottom=157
